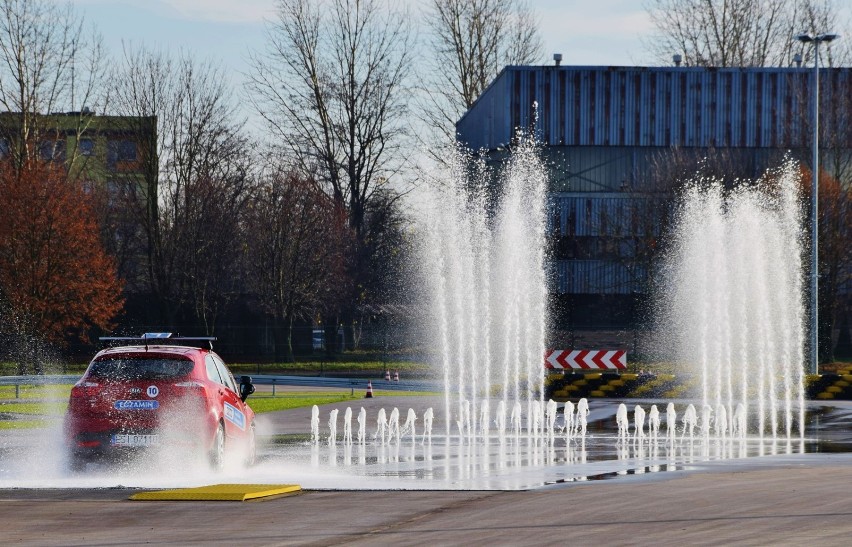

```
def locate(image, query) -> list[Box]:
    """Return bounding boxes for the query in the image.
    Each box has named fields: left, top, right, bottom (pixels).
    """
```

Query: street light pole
left=796, top=33, right=839, bottom=376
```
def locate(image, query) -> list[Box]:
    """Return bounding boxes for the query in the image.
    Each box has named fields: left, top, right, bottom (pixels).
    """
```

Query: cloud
left=70, top=0, right=277, bottom=25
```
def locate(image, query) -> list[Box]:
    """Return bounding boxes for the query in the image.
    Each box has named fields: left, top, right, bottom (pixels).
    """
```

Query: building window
left=39, top=140, right=66, bottom=162
left=119, top=140, right=136, bottom=161
left=106, top=179, right=136, bottom=206
left=0, top=138, right=9, bottom=158
left=79, top=138, right=95, bottom=156
left=107, top=139, right=138, bottom=170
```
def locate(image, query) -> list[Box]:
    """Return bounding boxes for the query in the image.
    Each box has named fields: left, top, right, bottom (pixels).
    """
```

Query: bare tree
left=181, top=168, right=251, bottom=335
left=792, top=0, right=852, bottom=66
left=0, top=0, right=106, bottom=169
left=110, top=46, right=249, bottom=328
left=420, top=0, right=542, bottom=146
left=643, top=0, right=849, bottom=67
left=248, top=0, right=413, bottom=245
left=358, top=188, right=412, bottom=306
left=244, top=168, right=351, bottom=361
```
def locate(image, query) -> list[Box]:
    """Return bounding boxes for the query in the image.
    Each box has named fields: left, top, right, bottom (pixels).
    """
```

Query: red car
left=64, top=334, right=256, bottom=470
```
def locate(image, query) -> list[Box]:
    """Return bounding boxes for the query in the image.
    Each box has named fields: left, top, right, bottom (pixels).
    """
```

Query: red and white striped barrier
left=545, top=349, right=627, bottom=370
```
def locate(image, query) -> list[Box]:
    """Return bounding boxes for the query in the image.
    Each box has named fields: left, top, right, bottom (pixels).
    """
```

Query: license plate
left=111, top=433, right=160, bottom=447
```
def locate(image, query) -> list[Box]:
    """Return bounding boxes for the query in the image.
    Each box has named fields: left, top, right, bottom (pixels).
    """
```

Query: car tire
left=210, top=422, right=225, bottom=470
left=244, top=421, right=256, bottom=467
left=67, top=452, right=86, bottom=473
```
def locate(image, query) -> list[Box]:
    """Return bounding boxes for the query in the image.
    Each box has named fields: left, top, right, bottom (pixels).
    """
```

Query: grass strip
left=0, top=385, right=74, bottom=400
left=246, top=390, right=437, bottom=413
left=0, top=419, right=51, bottom=430
left=0, top=401, right=67, bottom=415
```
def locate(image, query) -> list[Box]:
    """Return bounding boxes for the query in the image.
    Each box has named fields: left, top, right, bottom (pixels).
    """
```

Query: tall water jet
left=658, top=160, right=806, bottom=437
left=423, top=130, right=548, bottom=440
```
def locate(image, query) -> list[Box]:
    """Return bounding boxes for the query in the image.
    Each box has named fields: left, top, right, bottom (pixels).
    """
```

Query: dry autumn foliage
left=799, top=164, right=852, bottom=361
left=0, top=160, right=124, bottom=345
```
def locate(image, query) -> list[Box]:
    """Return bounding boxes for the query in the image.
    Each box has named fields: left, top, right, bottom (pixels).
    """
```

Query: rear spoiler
left=100, top=332, right=217, bottom=350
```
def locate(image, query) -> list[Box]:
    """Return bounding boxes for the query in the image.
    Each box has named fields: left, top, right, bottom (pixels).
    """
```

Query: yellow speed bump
left=130, top=484, right=301, bottom=502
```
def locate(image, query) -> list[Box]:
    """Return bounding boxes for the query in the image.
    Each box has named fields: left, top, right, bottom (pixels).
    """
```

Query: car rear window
left=87, top=358, right=194, bottom=380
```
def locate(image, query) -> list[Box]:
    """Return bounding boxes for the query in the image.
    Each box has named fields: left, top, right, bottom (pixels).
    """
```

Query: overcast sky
left=70, top=0, right=656, bottom=76
left=67, top=0, right=850, bottom=140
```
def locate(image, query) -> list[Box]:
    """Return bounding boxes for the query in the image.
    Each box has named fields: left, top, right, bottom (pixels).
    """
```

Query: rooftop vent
left=673, top=54, right=682, bottom=67
left=553, top=53, right=562, bottom=67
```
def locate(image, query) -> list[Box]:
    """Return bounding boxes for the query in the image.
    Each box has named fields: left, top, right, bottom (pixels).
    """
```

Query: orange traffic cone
left=385, top=369, right=390, bottom=381
left=393, top=370, right=399, bottom=382
left=365, top=380, right=374, bottom=398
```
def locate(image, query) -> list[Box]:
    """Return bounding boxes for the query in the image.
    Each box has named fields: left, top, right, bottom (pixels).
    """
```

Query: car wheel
left=67, top=452, right=86, bottom=473
left=244, top=421, right=256, bottom=467
left=210, top=422, right=225, bottom=470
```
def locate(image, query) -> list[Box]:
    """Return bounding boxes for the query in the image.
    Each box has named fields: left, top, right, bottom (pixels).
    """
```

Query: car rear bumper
left=68, top=429, right=208, bottom=460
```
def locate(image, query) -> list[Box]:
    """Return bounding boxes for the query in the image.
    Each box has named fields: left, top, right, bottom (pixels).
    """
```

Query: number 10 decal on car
left=224, top=402, right=246, bottom=430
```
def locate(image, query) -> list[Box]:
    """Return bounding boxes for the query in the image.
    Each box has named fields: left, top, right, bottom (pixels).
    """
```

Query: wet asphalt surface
left=1, top=395, right=851, bottom=545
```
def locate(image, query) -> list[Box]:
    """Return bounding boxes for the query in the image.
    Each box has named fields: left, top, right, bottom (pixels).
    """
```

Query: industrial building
left=456, top=63, right=852, bottom=352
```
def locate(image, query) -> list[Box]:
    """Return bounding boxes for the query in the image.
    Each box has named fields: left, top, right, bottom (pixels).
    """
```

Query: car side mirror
left=239, top=376, right=255, bottom=402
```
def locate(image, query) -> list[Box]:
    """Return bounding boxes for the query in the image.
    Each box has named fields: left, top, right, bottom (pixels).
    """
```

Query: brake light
left=77, top=440, right=101, bottom=448
left=70, top=383, right=100, bottom=398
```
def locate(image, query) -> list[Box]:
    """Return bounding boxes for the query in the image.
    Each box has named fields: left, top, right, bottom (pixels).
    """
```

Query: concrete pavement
left=1, top=459, right=851, bottom=545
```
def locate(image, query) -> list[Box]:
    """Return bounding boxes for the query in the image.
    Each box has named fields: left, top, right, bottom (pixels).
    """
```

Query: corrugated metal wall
left=548, top=194, right=655, bottom=295
left=457, top=66, right=852, bottom=151
left=552, top=260, right=641, bottom=294
left=550, top=194, right=658, bottom=237
left=537, top=146, right=799, bottom=193
left=457, top=65, right=852, bottom=298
